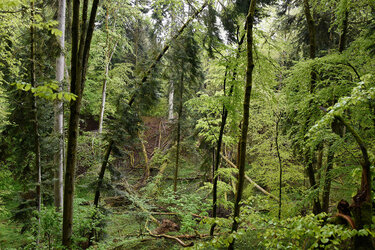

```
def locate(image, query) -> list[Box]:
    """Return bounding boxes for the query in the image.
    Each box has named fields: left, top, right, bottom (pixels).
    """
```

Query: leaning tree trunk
left=54, top=0, right=66, bottom=211
left=174, top=73, right=183, bottom=193
left=30, top=1, right=42, bottom=245
left=62, top=0, right=100, bottom=246
left=92, top=0, right=208, bottom=212
left=229, top=0, right=257, bottom=248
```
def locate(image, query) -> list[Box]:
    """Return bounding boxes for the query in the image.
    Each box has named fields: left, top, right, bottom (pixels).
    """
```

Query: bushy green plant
left=23, top=198, right=105, bottom=249
left=195, top=212, right=362, bottom=250
left=158, top=187, right=210, bottom=233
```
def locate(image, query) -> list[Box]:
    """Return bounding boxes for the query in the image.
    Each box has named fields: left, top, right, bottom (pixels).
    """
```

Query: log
left=220, top=154, right=279, bottom=201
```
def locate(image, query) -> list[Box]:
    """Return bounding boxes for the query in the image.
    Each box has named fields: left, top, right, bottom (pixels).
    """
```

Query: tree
left=54, top=0, right=66, bottom=211
left=62, top=0, right=100, bottom=246
left=30, top=1, right=42, bottom=244
left=229, top=0, right=256, bottom=248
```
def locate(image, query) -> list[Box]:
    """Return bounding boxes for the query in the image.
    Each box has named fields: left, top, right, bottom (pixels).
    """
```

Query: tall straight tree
left=302, top=0, right=321, bottom=214
left=54, top=0, right=66, bottom=210
left=174, top=73, right=184, bottom=192
left=62, top=0, right=100, bottom=246
left=229, top=0, right=256, bottom=248
left=30, top=0, right=42, bottom=243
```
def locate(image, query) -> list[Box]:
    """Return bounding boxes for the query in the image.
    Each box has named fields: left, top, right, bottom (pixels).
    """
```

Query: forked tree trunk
left=62, top=0, right=100, bottom=246
left=54, top=0, right=65, bottom=211
left=229, top=0, right=256, bottom=248
left=174, top=74, right=183, bottom=193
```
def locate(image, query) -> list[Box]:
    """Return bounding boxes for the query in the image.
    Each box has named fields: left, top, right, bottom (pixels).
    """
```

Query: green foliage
left=24, top=200, right=105, bottom=249
left=259, top=213, right=357, bottom=249
left=196, top=212, right=360, bottom=250
left=12, top=81, right=76, bottom=101
left=26, top=206, right=62, bottom=249
left=158, top=187, right=210, bottom=233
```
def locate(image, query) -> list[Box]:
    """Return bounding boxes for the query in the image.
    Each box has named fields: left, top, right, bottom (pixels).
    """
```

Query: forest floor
left=0, top=115, right=212, bottom=249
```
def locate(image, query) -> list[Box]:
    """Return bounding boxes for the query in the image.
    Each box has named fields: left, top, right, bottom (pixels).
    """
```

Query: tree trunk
left=62, top=0, right=100, bottom=246
left=322, top=143, right=334, bottom=213
left=30, top=1, right=41, bottom=245
left=168, top=81, right=174, bottom=121
left=62, top=0, right=81, bottom=244
left=275, top=114, right=282, bottom=220
left=98, top=8, right=117, bottom=134
left=93, top=140, right=114, bottom=207
left=210, top=69, right=228, bottom=236
left=174, top=74, right=183, bottom=193
left=338, top=3, right=349, bottom=53
left=303, top=0, right=321, bottom=214
left=229, top=0, right=256, bottom=248
left=333, top=115, right=373, bottom=249
left=54, top=0, right=66, bottom=211
left=210, top=34, right=245, bottom=235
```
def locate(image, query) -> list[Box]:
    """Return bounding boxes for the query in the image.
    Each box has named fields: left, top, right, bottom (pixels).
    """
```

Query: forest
left=0, top=0, right=374, bottom=249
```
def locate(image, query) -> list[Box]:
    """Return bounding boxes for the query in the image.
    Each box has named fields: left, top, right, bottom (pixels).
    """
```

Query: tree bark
left=62, top=0, right=100, bottom=246
left=174, top=73, right=183, bottom=193
left=229, top=0, right=256, bottom=248
left=62, top=0, right=81, bottom=246
left=54, top=0, right=66, bottom=211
